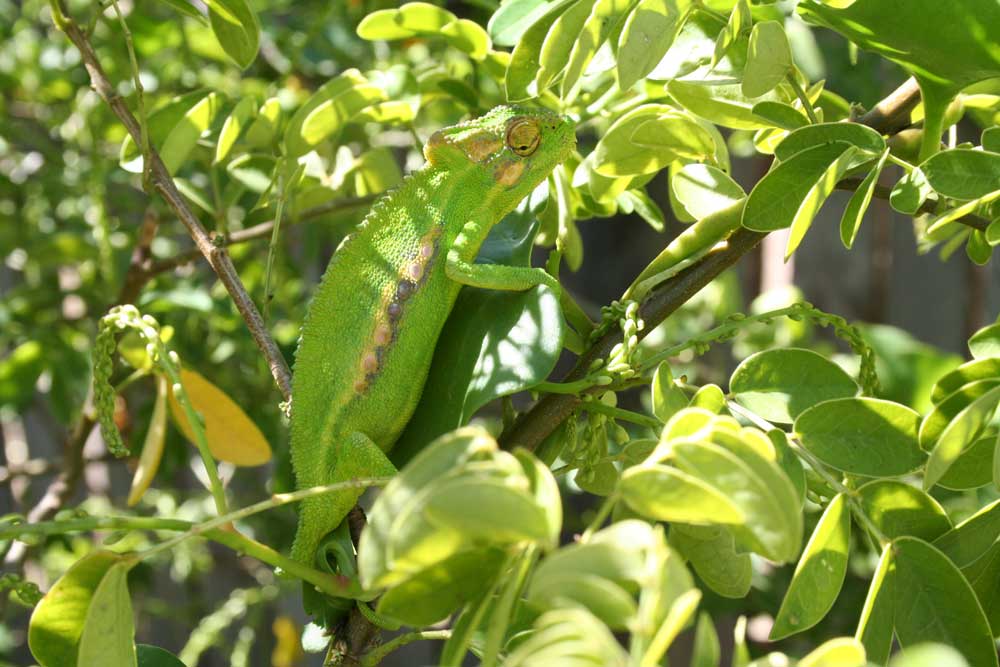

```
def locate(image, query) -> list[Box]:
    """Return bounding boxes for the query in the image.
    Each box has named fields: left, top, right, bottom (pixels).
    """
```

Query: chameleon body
left=290, top=106, right=575, bottom=566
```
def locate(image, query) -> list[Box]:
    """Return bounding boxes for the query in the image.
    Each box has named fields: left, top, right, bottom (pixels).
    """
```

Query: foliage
left=3, top=0, right=1000, bottom=665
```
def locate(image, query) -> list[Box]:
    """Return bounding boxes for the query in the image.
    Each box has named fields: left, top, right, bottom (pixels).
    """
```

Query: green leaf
left=376, top=547, right=508, bottom=626
left=937, top=434, right=994, bottom=490
left=527, top=521, right=661, bottom=623
left=841, top=148, right=890, bottom=249
left=855, top=545, right=894, bottom=665
left=205, top=0, right=259, bottom=69
left=929, top=358, right=1000, bottom=403
left=924, top=384, right=1000, bottom=490
left=751, top=101, right=810, bottom=131
left=741, top=21, right=791, bottom=98
left=620, top=464, right=745, bottom=525
left=0, top=340, right=45, bottom=409
left=742, top=142, right=858, bottom=259
left=771, top=493, right=850, bottom=640
left=214, top=96, right=256, bottom=164
left=730, top=347, right=859, bottom=423
left=422, top=476, right=555, bottom=547
left=690, top=383, right=727, bottom=414
left=922, top=148, right=1000, bottom=200
left=671, top=438, right=801, bottom=562
left=488, top=0, right=572, bottom=47
left=29, top=551, right=135, bottom=667
left=527, top=572, right=637, bottom=629
left=795, top=397, right=925, bottom=476
left=892, top=537, right=998, bottom=667
left=283, top=69, right=369, bottom=158
left=299, top=84, right=386, bottom=147
left=616, top=0, right=690, bottom=90
left=691, top=612, right=721, bottom=667
left=889, top=167, right=933, bottom=215
left=670, top=524, right=752, bottom=599
left=768, top=429, right=806, bottom=505
left=968, top=228, right=994, bottom=265
left=799, top=638, right=866, bottom=667
left=392, top=214, right=562, bottom=464
left=504, top=607, right=628, bottom=667
left=933, top=498, right=1000, bottom=569
left=360, top=428, right=498, bottom=588
left=888, top=644, right=969, bottom=667
left=593, top=105, right=716, bottom=177
left=652, top=361, right=689, bottom=423
left=856, top=480, right=951, bottom=541
left=136, top=645, right=187, bottom=667
left=616, top=189, right=666, bottom=232
left=798, top=0, right=1000, bottom=161
left=712, top=0, right=749, bottom=67
left=969, top=323, right=1000, bottom=359
left=357, top=3, right=490, bottom=59
left=78, top=560, right=136, bottom=667
left=774, top=122, right=886, bottom=162
left=558, top=0, right=634, bottom=99
left=535, top=0, right=594, bottom=91
left=153, top=0, right=205, bottom=22
left=983, top=126, right=1000, bottom=153
left=922, top=378, right=1000, bottom=449
left=506, top=2, right=568, bottom=101
left=121, top=91, right=221, bottom=175
left=668, top=78, right=787, bottom=130
left=670, top=163, right=746, bottom=220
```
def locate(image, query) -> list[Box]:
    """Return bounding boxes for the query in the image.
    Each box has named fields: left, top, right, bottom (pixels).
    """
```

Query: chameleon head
left=424, top=105, right=576, bottom=202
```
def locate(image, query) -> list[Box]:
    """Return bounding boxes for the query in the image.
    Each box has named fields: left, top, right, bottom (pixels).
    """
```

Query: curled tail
left=290, top=430, right=396, bottom=568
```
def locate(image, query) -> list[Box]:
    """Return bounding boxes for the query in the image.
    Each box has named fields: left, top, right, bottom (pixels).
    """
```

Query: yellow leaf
left=169, top=368, right=272, bottom=466
left=128, top=374, right=169, bottom=506
left=271, top=616, right=303, bottom=667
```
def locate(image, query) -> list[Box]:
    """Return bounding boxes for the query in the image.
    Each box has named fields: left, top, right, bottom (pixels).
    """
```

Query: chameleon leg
left=291, top=430, right=396, bottom=569
left=446, top=221, right=561, bottom=292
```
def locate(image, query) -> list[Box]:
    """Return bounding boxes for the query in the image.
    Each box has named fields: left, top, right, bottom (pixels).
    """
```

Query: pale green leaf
left=730, top=347, right=859, bottom=423
left=741, top=21, right=791, bottom=98
left=775, top=122, right=885, bottom=161
left=205, top=0, right=259, bottom=69
left=616, top=0, right=690, bottom=89
left=771, top=493, right=850, bottom=640
left=856, top=480, right=950, bottom=541
left=670, top=163, right=746, bottom=220
left=841, top=148, right=890, bottom=248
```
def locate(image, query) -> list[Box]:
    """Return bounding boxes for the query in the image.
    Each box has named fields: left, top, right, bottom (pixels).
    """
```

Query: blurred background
left=1, top=0, right=997, bottom=664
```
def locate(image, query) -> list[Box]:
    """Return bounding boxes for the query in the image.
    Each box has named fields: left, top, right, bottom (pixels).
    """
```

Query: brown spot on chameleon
left=494, top=158, right=526, bottom=187
left=351, top=226, right=444, bottom=395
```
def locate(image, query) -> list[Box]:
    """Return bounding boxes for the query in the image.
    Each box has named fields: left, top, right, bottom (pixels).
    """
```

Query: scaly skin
left=290, top=106, right=576, bottom=567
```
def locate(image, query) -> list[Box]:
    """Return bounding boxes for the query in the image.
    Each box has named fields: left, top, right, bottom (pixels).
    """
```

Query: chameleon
left=290, top=105, right=576, bottom=569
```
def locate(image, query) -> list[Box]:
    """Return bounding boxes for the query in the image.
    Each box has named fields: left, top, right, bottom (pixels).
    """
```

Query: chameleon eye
left=506, top=118, right=541, bottom=157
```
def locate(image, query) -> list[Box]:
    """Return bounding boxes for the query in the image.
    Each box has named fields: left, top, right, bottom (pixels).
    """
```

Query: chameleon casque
left=290, top=105, right=576, bottom=568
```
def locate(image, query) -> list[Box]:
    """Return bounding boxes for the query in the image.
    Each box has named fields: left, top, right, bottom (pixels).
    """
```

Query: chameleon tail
left=290, top=430, right=396, bottom=567
left=290, top=491, right=363, bottom=566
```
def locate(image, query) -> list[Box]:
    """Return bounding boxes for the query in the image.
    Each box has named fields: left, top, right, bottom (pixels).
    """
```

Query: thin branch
left=55, top=13, right=293, bottom=401
left=500, top=79, right=926, bottom=454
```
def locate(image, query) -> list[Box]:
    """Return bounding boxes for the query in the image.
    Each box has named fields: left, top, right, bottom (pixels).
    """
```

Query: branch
left=856, top=77, right=922, bottom=135
left=56, top=15, right=292, bottom=402
left=500, top=78, right=927, bottom=453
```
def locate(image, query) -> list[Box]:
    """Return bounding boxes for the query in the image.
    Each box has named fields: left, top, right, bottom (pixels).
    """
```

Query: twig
left=856, top=77, right=922, bottom=135
left=500, top=79, right=926, bottom=453
left=54, top=10, right=293, bottom=401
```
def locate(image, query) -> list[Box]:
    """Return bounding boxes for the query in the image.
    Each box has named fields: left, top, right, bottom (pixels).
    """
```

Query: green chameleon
left=290, top=105, right=576, bottom=568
